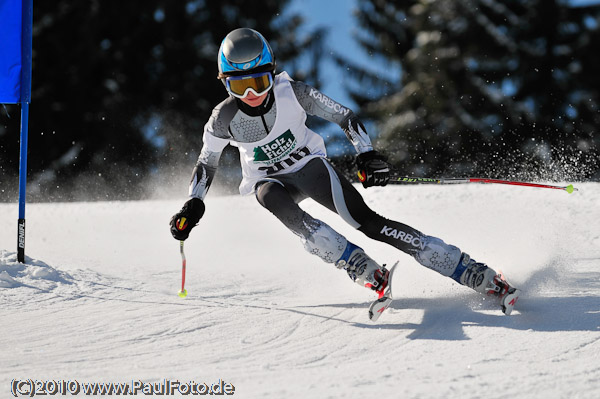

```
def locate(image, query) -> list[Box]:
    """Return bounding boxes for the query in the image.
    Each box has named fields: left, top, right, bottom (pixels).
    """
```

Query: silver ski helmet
left=217, top=28, right=276, bottom=77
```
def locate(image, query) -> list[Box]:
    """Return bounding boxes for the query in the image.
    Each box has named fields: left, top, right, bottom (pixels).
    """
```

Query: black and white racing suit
left=189, top=72, right=465, bottom=283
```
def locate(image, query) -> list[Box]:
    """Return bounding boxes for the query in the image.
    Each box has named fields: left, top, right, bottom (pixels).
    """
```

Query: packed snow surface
left=1, top=183, right=599, bottom=398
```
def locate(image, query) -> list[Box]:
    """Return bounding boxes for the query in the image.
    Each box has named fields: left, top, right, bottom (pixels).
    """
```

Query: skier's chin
left=241, top=92, right=268, bottom=107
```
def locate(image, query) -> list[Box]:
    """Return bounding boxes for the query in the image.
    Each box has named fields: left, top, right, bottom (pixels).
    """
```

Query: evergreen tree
left=0, top=0, right=325, bottom=201
left=341, top=0, right=600, bottom=180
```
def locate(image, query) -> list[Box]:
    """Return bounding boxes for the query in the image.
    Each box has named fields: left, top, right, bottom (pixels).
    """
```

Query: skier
left=169, top=28, right=518, bottom=314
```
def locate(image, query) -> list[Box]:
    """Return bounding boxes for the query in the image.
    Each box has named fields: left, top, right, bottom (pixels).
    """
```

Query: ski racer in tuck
left=170, top=28, right=519, bottom=315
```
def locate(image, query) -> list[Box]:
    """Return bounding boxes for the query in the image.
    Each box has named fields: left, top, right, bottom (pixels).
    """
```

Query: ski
left=368, top=261, right=399, bottom=322
left=368, top=296, right=394, bottom=322
left=496, top=273, right=521, bottom=315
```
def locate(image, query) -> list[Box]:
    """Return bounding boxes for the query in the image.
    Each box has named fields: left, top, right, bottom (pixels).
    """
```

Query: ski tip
left=368, top=296, right=393, bottom=322
left=368, top=261, right=400, bottom=322
left=501, top=288, right=521, bottom=315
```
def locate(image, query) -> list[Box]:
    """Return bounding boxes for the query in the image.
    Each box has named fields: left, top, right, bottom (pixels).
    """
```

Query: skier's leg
left=255, top=180, right=344, bottom=262
left=292, top=158, right=505, bottom=296
left=255, top=180, right=389, bottom=293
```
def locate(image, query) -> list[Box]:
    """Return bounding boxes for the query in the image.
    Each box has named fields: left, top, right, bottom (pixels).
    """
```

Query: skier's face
left=239, top=91, right=268, bottom=107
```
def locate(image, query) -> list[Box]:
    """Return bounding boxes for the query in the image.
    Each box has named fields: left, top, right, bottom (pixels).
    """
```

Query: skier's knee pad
left=354, top=208, right=383, bottom=233
left=413, top=236, right=462, bottom=277
left=302, top=222, right=348, bottom=263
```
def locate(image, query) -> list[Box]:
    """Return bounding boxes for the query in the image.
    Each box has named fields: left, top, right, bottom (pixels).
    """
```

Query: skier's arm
left=290, top=80, right=373, bottom=154
left=291, top=80, right=389, bottom=188
left=170, top=113, right=230, bottom=241
left=188, top=103, right=232, bottom=199
left=189, top=134, right=228, bottom=200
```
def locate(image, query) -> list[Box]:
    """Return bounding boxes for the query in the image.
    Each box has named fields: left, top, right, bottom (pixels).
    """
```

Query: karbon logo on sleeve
left=309, top=88, right=350, bottom=116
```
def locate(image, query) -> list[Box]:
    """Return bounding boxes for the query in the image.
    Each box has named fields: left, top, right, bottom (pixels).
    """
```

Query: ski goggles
left=225, top=71, right=274, bottom=98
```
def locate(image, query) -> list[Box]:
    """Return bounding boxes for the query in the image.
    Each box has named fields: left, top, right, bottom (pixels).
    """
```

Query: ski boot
left=336, top=242, right=390, bottom=298
left=454, top=253, right=521, bottom=315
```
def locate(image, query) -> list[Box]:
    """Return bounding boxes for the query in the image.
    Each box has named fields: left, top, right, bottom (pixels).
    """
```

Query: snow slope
left=1, top=183, right=599, bottom=398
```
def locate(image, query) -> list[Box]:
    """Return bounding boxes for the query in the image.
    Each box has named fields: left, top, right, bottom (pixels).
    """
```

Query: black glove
left=356, top=150, right=390, bottom=188
left=169, top=198, right=205, bottom=240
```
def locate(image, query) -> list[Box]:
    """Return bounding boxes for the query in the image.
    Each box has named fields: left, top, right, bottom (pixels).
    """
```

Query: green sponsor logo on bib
left=253, top=130, right=296, bottom=163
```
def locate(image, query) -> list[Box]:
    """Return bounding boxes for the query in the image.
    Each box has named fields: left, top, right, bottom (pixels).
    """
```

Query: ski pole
left=389, top=176, right=578, bottom=193
left=178, top=240, right=188, bottom=298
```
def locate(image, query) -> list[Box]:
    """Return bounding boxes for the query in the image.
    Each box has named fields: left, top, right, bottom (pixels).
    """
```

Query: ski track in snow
left=1, top=183, right=599, bottom=398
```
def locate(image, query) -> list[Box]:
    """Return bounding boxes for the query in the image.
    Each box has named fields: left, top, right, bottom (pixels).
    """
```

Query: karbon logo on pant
left=380, top=225, right=426, bottom=250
